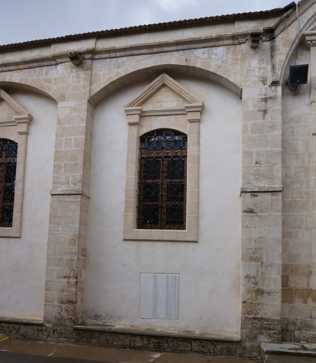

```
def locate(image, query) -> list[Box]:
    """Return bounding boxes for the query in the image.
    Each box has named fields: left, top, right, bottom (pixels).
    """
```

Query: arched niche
left=0, top=85, right=57, bottom=322
left=89, top=64, right=242, bottom=106
left=84, top=65, right=242, bottom=338
left=0, top=81, right=57, bottom=103
left=280, top=9, right=316, bottom=84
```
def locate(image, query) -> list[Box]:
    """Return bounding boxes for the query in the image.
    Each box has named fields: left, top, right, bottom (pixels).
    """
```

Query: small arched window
left=0, top=139, right=17, bottom=228
left=138, top=129, right=187, bottom=230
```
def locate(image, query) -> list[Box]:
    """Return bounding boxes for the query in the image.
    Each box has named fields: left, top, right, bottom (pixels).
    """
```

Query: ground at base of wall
left=0, top=338, right=256, bottom=363
left=261, top=343, right=316, bottom=363
left=0, top=322, right=247, bottom=357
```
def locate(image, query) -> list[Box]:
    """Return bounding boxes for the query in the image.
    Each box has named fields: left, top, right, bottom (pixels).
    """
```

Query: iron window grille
left=137, top=129, right=187, bottom=230
left=0, top=139, right=17, bottom=228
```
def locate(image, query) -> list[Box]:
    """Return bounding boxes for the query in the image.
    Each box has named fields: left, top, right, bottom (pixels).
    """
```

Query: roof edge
left=0, top=2, right=296, bottom=53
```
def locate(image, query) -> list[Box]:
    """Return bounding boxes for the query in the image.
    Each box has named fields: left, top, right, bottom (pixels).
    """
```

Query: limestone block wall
left=282, top=43, right=316, bottom=342
left=240, top=37, right=283, bottom=351
left=43, top=61, right=93, bottom=324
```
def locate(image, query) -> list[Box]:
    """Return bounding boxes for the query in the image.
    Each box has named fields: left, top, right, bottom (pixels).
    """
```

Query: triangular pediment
left=304, top=19, right=316, bottom=43
left=0, top=89, right=32, bottom=124
left=142, top=85, right=188, bottom=109
left=0, top=98, right=15, bottom=121
left=127, top=73, right=201, bottom=109
left=307, top=21, right=316, bottom=33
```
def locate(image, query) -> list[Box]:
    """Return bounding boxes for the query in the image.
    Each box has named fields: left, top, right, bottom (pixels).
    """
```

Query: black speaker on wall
left=288, top=64, right=309, bottom=90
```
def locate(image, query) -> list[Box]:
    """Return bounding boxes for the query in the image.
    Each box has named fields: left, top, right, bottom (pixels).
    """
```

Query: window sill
left=123, top=228, right=198, bottom=242
left=0, top=226, right=21, bottom=238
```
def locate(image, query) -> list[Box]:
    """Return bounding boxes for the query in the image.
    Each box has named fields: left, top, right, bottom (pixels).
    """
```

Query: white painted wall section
left=84, top=76, right=242, bottom=339
left=0, top=93, right=56, bottom=321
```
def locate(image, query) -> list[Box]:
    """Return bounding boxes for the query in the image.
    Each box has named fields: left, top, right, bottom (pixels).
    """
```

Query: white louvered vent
left=140, top=273, right=179, bottom=320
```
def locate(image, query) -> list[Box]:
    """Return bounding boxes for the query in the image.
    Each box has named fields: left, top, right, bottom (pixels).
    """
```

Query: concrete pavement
left=0, top=352, right=106, bottom=363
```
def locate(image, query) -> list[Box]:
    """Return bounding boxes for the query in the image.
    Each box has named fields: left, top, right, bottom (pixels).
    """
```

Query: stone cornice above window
left=305, top=32, right=316, bottom=47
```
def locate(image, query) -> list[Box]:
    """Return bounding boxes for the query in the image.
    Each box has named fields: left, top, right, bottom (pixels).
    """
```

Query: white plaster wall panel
left=84, top=76, right=241, bottom=339
left=0, top=93, right=56, bottom=321
left=140, top=273, right=179, bottom=320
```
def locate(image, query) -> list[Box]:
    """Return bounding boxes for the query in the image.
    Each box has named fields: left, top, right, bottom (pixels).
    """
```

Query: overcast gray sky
left=1, top=0, right=293, bottom=45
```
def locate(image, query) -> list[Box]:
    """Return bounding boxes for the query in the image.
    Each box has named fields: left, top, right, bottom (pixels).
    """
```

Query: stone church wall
left=0, top=0, right=316, bottom=358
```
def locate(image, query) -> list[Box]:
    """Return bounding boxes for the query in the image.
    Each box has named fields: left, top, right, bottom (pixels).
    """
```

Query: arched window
left=0, top=139, right=17, bottom=228
left=138, top=129, right=187, bottom=230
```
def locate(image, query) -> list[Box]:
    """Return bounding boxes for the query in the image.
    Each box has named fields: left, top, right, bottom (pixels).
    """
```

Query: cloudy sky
left=1, top=0, right=292, bottom=44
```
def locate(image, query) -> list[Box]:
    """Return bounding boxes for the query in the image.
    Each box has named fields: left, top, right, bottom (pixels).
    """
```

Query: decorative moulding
left=127, top=73, right=200, bottom=107
left=304, top=31, right=316, bottom=108
left=305, top=18, right=316, bottom=40
left=0, top=89, right=32, bottom=133
left=123, top=73, right=203, bottom=242
left=0, top=88, right=32, bottom=238
left=305, top=31, right=316, bottom=47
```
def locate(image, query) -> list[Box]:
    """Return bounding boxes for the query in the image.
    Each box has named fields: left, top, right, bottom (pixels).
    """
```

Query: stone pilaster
left=44, top=60, right=92, bottom=324
left=240, top=40, right=283, bottom=351
left=309, top=38, right=316, bottom=328
left=285, top=32, right=316, bottom=342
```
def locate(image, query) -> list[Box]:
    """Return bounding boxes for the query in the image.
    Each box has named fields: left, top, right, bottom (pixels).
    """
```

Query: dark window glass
left=0, top=139, right=17, bottom=228
left=167, top=158, right=185, bottom=179
left=140, top=206, right=160, bottom=227
left=138, top=129, right=187, bottom=230
left=142, top=159, right=161, bottom=180
left=142, top=183, right=160, bottom=203
left=166, top=183, right=185, bottom=202
left=165, top=205, right=184, bottom=226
